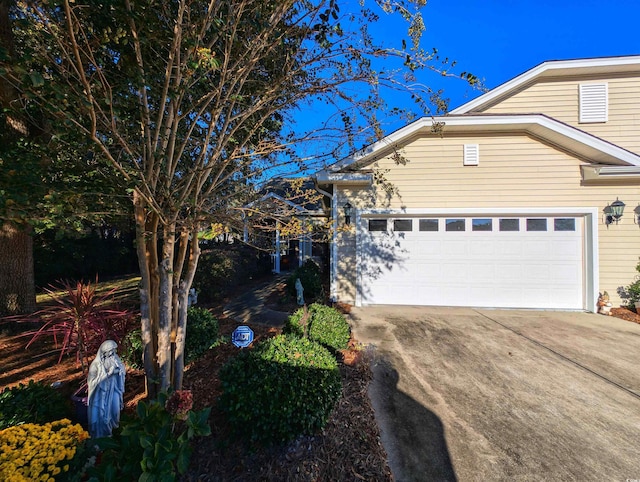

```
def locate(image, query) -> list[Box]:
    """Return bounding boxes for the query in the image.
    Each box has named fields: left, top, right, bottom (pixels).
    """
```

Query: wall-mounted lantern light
left=605, top=197, right=625, bottom=225
left=343, top=202, right=353, bottom=225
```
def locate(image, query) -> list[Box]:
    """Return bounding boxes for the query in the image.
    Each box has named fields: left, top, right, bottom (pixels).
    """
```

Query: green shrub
left=286, top=259, right=323, bottom=301
left=219, top=334, right=342, bottom=445
left=120, top=308, right=218, bottom=368
left=185, top=307, right=219, bottom=364
left=285, top=303, right=351, bottom=352
left=0, top=380, right=71, bottom=429
left=121, top=328, right=144, bottom=370
left=89, top=390, right=210, bottom=480
left=622, top=259, right=640, bottom=307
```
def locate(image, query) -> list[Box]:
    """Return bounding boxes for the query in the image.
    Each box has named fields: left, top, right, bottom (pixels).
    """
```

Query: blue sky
left=400, top=0, right=640, bottom=110
left=286, top=0, right=640, bottom=172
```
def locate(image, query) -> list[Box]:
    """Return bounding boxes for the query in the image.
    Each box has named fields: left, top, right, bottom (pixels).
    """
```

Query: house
left=315, top=55, right=640, bottom=311
left=243, top=178, right=328, bottom=273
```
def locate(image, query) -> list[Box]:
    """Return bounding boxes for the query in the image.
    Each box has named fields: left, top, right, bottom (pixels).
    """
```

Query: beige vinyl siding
left=481, top=76, right=640, bottom=155
left=334, top=190, right=358, bottom=304
left=334, top=133, right=640, bottom=306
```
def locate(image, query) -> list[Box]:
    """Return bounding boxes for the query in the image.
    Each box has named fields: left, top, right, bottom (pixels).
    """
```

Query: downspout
left=274, top=221, right=281, bottom=274
left=242, top=212, right=248, bottom=243
left=314, top=178, right=337, bottom=302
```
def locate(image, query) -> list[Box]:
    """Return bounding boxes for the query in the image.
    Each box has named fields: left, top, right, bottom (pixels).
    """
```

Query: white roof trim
left=245, top=192, right=323, bottom=215
left=581, top=165, right=640, bottom=182
left=450, top=56, right=640, bottom=115
left=328, top=114, right=640, bottom=171
left=315, top=171, right=372, bottom=185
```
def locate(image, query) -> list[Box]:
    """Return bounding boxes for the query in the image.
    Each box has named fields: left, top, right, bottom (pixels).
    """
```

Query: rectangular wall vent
left=463, top=144, right=479, bottom=166
left=579, top=83, right=608, bottom=123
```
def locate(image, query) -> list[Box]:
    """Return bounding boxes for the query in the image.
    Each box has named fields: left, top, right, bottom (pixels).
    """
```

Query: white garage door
left=359, top=216, right=584, bottom=309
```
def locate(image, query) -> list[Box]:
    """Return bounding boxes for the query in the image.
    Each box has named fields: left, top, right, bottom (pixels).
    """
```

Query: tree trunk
left=1, top=1, right=41, bottom=317
left=134, top=191, right=158, bottom=399
left=134, top=191, right=201, bottom=395
left=0, top=222, right=36, bottom=315
left=173, top=229, right=200, bottom=389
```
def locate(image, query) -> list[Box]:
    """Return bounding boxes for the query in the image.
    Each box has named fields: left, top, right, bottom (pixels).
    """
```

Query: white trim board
left=327, top=114, right=640, bottom=172
left=451, top=56, right=640, bottom=115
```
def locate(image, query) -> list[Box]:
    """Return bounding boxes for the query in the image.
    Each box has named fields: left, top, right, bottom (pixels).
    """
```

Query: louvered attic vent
left=463, top=144, right=479, bottom=166
left=579, top=83, right=608, bottom=123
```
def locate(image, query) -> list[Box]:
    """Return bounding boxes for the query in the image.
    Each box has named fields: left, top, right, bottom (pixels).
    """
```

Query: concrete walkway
left=222, top=275, right=289, bottom=326
left=350, top=306, right=640, bottom=481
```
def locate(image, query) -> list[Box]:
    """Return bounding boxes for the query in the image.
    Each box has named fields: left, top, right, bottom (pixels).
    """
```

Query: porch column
left=274, top=222, right=281, bottom=274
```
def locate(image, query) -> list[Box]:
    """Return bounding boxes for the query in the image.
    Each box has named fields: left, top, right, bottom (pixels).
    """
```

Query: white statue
left=188, top=288, right=198, bottom=307
left=295, top=278, right=305, bottom=306
left=88, top=340, right=126, bottom=438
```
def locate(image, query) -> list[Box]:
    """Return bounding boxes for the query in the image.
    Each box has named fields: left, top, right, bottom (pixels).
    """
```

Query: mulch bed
left=609, top=306, right=640, bottom=324
left=181, top=317, right=392, bottom=481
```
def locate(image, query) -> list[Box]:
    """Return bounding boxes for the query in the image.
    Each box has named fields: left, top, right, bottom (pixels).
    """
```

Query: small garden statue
left=597, top=291, right=612, bottom=315
left=188, top=288, right=198, bottom=307
left=295, top=278, right=305, bottom=306
left=88, top=340, right=126, bottom=438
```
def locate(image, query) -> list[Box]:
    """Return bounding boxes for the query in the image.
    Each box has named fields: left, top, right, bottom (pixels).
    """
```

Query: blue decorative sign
left=232, top=325, right=254, bottom=348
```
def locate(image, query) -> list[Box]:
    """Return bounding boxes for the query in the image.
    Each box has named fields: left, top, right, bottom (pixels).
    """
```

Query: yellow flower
left=0, top=419, right=88, bottom=481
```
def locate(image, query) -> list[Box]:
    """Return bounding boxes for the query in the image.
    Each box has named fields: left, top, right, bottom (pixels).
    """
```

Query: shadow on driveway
left=370, top=360, right=457, bottom=481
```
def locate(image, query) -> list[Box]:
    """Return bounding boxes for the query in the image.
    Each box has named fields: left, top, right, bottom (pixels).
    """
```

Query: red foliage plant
left=14, top=279, right=137, bottom=374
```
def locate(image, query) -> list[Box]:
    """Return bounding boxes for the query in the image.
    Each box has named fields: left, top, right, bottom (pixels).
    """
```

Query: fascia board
left=327, top=118, right=432, bottom=172
left=441, top=115, right=640, bottom=166
left=450, top=56, right=640, bottom=115
left=325, top=114, right=640, bottom=171
left=581, top=165, right=640, bottom=182
left=315, top=170, right=373, bottom=185
left=358, top=206, right=598, bottom=216
left=244, top=192, right=306, bottom=212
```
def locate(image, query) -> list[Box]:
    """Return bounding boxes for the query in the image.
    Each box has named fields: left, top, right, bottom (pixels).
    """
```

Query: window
left=445, top=219, right=465, bottom=232
left=472, top=218, right=492, bottom=231
left=554, top=218, right=576, bottom=231
left=579, top=83, right=608, bottom=123
left=526, top=218, right=547, bottom=231
left=393, top=219, right=413, bottom=232
left=499, top=218, right=519, bottom=231
left=368, top=219, right=387, bottom=232
left=419, top=219, right=439, bottom=232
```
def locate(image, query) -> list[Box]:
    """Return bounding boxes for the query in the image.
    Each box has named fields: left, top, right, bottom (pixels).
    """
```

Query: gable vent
left=579, top=83, right=608, bottom=123
left=463, top=144, right=479, bottom=166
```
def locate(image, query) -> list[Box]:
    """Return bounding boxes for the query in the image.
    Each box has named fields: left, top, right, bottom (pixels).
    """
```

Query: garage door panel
left=525, top=240, right=552, bottom=257
left=360, top=215, right=584, bottom=309
left=469, top=241, right=497, bottom=256
left=495, top=240, right=523, bottom=257
left=553, top=240, right=582, bottom=258
left=443, top=239, right=468, bottom=255
left=469, top=263, right=495, bottom=281
left=496, top=264, right=523, bottom=280
left=549, top=264, right=581, bottom=283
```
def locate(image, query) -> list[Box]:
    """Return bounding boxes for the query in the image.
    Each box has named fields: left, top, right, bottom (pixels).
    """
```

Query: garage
left=357, top=214, right=586, bottom=309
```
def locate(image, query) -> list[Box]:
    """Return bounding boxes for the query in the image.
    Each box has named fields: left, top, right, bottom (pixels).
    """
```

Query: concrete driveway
left=349, top=306, right=640, bottom=481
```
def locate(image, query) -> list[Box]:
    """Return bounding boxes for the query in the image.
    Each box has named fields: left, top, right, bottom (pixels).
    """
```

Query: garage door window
left=368, top=219, right=387, bottom=232
left=472, top=218, right=492, bottom=231
left=554, top=218, right=576, bottom=231
left=393, top=219, right=413, bottom=231
left=446, top=219, right=465, bottom=231
left=499, top=218, right=519, bottom=231
left=526, top=218, right=547, bottom=231
left=419, top=219, right=439, bottom=231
